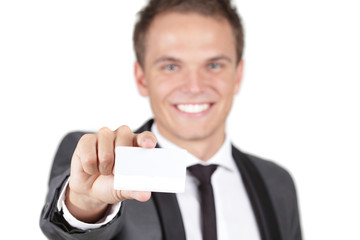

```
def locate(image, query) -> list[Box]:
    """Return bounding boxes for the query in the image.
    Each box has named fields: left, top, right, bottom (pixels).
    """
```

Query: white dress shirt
left=58, top=123, right=260, bottom=239
left=152, top=124, right=260, bottom=240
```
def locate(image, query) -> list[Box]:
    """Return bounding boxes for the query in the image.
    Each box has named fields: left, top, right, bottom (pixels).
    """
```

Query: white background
left=0, top=0, right=359, bottom=239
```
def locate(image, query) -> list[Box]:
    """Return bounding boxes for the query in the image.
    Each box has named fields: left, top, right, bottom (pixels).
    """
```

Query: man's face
left=135, top=12, right=243, bottom=146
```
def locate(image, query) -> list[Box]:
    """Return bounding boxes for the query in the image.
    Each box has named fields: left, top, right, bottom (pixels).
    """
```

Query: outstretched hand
left=66, top=125, right=157, bottom=223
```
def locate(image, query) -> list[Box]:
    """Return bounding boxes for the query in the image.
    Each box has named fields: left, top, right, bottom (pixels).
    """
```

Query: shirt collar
left=151, top=122, right=236, bottom=172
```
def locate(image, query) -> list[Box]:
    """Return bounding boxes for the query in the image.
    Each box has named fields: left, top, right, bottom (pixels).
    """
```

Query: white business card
left=114, top=146, right=188, bottom=193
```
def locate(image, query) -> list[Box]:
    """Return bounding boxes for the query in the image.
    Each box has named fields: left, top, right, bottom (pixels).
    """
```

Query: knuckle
left=82, top=154, right=97, bottom=166
left=99, top=152, right=114, bottom=164
left=143, top=131, right=156, bottom=139
left=116, top=125, right=132, bottom=135
left=98, top=127, right=113, bottom=136
left=98, top=126, right=111, bottom=133
left=79, top=133, right=95, bottom=143
left=114, top=190, right=124, bottom=202
left=142, top=130, right=152, bottom=135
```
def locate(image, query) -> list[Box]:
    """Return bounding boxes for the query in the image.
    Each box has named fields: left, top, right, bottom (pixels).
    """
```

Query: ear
left=134, top=61, right=149, bottom=96
left=233, top=60, right=244, bottom=94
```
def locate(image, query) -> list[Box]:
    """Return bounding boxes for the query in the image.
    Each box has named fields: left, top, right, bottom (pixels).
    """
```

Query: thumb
left=118, top=190, right=152, bottom=202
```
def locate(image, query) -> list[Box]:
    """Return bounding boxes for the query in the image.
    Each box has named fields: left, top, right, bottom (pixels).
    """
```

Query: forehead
left=144, top=12, right=236, bottom=64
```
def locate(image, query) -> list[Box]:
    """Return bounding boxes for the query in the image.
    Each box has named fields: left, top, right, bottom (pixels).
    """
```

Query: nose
left=181, top=69, right=204, bottom=93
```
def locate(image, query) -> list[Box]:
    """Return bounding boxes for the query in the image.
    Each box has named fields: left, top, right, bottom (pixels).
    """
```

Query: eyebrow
left=153, top=56, right=182, bottom=66
left=208, top=55, right=233, bottom=63
left=152, top=54, right=233, bottom=66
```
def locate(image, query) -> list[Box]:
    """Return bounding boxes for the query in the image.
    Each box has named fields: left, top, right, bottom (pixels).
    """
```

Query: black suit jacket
left=40, top=119, right=302, bottom=239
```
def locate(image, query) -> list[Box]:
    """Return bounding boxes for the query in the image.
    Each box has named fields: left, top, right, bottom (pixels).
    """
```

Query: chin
left=173, top=124, right=214, bottom=141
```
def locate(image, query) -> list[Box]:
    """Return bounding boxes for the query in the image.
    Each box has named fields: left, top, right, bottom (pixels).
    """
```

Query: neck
left=155, top=122, right=226, bottom=161
left=180, top=136, right=226, bottom=161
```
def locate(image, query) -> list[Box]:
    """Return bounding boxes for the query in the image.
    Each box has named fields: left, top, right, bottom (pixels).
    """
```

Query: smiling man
left=40, top=1, right=302, bottom=240
left=135, top=11, right=243, bottom=161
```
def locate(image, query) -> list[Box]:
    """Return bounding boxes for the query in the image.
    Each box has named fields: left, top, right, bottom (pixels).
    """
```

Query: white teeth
left=176, top=104, right=210, bottom=113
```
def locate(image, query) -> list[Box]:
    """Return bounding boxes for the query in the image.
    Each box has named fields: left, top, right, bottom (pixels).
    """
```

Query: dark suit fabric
left=40, top=119, right=302, bottom=240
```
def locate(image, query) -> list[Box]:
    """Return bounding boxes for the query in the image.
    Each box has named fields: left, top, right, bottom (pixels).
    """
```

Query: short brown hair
left=133, top=0, right=245, bottom=67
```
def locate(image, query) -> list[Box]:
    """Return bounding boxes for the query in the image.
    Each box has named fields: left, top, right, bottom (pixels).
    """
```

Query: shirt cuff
left=56, top=177, right=122, bottom=231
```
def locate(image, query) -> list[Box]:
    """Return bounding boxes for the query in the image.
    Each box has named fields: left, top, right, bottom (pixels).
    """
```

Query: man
left=40, top=0, right=302, bottom=239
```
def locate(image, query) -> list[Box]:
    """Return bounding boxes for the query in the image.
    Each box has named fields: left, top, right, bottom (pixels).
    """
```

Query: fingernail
left=143, top=139, right=155, bottom=148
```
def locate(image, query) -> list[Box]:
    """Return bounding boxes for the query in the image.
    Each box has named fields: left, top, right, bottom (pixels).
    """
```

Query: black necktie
left=188, top=164, right=218, bottom=240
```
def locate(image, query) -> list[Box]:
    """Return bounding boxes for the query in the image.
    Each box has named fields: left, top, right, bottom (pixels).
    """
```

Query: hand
left=65, top=125, right=157, bottom=223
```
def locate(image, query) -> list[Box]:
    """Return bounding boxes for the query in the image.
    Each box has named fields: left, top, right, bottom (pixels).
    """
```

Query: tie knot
left=188, top=164, right=218, bottom=184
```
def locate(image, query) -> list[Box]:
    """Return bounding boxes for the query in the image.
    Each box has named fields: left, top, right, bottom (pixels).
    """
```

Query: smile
left=175, top=103, right=211, bottom=113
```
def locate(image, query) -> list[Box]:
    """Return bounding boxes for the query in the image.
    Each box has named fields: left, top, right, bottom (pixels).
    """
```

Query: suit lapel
left=232, top=146, right=282, bottom=240
left=135, top=119, right=186, bottom=240
left=136, top=119, right=281, bottom=239
left=152, top=192, right=186, bottom=240
left=134, top=119, right=155, bottom=134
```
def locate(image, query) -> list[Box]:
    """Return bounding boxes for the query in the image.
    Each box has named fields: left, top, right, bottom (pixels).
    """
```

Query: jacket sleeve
left=39, top=132, right=124, bottom=240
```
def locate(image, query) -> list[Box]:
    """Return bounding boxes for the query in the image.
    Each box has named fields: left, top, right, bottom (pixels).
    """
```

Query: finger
left=134, top=131, right=157, bottom=148
left=77, top=133, right=98, bottom=175
left=114, top=125, right=134, bottom=147
left=117, top=190, right=152, bottom=202
left=97, top=127, right=115, bottom=175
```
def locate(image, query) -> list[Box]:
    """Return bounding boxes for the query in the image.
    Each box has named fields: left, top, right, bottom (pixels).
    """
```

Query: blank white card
left=114, top=146, right=188, bottom=193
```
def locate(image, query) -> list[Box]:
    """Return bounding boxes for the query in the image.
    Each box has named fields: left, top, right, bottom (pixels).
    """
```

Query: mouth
left=175, top=103, right=212, bottom=114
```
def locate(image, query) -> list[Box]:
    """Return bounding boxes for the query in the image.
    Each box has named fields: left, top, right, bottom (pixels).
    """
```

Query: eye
left=164, top=64, right=179, bottom=71
left=207, top=62, right=221, bottom=69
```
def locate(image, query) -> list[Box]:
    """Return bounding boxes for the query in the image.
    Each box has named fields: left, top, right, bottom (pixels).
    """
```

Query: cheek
left=147, top=75, right=181, bottom=102
left=212, top=74, right=237, bottom=97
